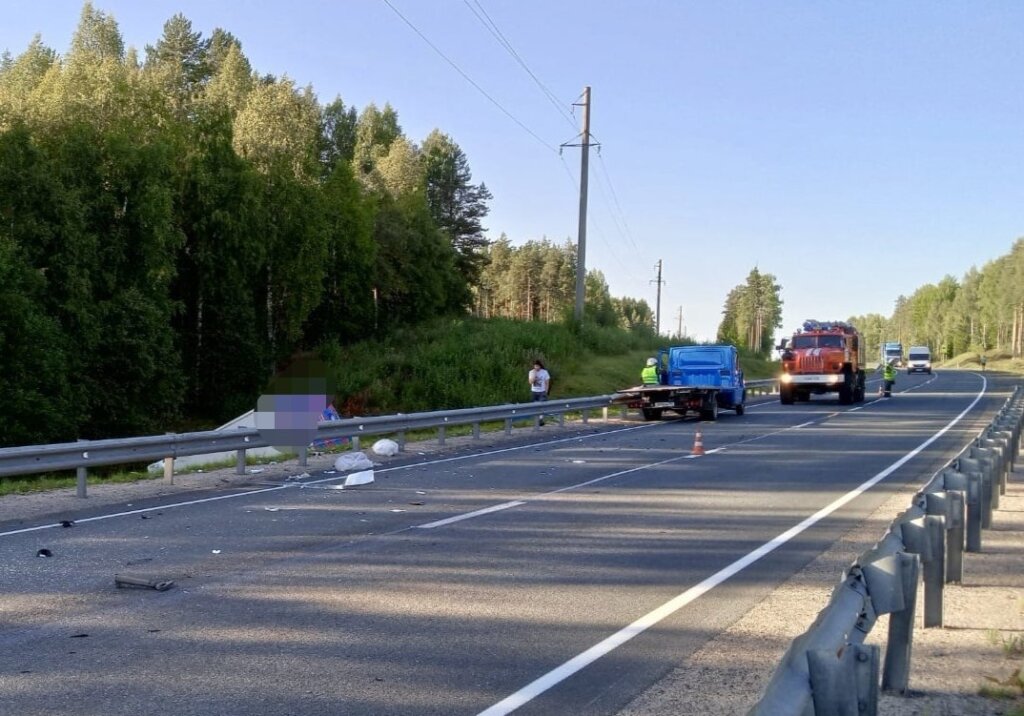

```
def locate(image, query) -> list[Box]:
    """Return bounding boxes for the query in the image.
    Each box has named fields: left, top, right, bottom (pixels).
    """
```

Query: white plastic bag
left=344, top=469, right=374, bottom=487
left=333, top=452, right=373, bottom=472
left=372, top=438, right=400, bottom=457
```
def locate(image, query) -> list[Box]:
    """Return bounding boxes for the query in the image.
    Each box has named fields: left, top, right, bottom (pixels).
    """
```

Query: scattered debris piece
left=416, top=491, right=426, bottom=495
left=344, top=469, right=374, bottom=487
left=334, top=453, right=373, bottom=471
left=389, top=509, right=406, bottom=513
left=115, top=574, right=175, bottom=592
left=408, top=502, right=424, bottom=506
left=264, top=507, right=280, bottom=512
left=572, top=460, right=586, bottom=464
left=140, top=514, right=150, bottom=520
left=372, top=439, right=400, bottom=457
left=211, top=549, right=222, bottom=554
left=125, top=558, right=153, bottom=566
left=69, top=633, right=89, bottom=638
left=60, top=520, right=75, bottom=528
left=324, top=470, right=337, bottom=474
left=248, top=468, right=264, bottom=474
left=36, top=549, right=52, bottom=558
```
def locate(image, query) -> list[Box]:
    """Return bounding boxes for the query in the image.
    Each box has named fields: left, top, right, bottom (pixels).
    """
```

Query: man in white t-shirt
left=528, top=359, right=551, bottom=425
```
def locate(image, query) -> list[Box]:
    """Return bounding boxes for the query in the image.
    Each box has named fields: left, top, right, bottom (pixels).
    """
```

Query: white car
left=906, top=346, right=932, bottom=374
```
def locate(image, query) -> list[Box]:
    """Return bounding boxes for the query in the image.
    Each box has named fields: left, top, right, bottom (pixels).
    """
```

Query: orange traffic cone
left=691, top=430, right=705, bottom=456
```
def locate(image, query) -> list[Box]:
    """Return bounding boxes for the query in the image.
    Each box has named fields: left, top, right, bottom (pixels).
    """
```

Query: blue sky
left=4, top=1, right=1022, bottom=341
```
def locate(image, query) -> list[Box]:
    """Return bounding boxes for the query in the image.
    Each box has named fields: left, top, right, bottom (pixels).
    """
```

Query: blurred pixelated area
left=255, top=356, right=343, bottom=449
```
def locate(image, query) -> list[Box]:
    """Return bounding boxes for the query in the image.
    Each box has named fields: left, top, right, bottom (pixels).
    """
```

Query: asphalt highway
left=0, top=369, right=1008, bottom=716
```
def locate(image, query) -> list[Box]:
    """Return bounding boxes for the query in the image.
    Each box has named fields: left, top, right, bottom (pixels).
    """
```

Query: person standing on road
left=641, top=357, right=660, bottom=385
left=881, top=359, right=896, bottom=396
left=529, top=359, right=551, bottom=425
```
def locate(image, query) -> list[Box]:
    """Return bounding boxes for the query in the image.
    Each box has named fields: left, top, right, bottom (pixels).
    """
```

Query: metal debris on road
left=60, top=520, right=75, bottom=528
left=115, top=574, right=175, bottom=591
left=36, top=548, right=53, bottom=558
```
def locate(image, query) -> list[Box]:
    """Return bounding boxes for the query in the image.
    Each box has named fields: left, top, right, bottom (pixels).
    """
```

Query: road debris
left=36, top=548, right=53, bottom=558
left=372, top=439, right=399, bottom=457
left=115, top=574, right=175, bottom=592
left=334, top=453, right=373, bottom=471
left=60, top=520, right=75, bottom=528
left=344, top=469, right=374, bottom=487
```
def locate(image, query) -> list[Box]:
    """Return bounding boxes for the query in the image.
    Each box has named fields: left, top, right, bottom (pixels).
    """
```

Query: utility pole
left=650, top=259, right=664, bottom=334
left=676, top=306, right=683, bottom=338
left=571, top=87, right=591, bottom=321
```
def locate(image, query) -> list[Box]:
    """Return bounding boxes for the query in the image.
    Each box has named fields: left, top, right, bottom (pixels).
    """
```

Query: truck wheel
left=780, top=384, right=795, bottom=405
left=838, top=371, right=853, bottom=404
left=735, top=403, right=745, bottom=416
left=642, top=408, right=663, bottom=421
left=838, top=383, right=852, bottom=404
left=854, top=371, right=866, bottom=402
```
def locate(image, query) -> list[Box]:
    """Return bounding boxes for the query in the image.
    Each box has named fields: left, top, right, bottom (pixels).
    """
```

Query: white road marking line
left=417, top=501, right=527, bottom=529
left=475, top=375, right=987, bottom=716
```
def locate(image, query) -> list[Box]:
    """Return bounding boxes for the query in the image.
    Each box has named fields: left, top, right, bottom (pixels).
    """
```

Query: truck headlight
left=780, top=374, right=793, bottom=384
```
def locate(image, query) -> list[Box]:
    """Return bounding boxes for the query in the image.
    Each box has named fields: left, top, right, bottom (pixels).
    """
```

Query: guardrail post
left=472, top=422, right=481, bottom=440
left=808, top=644, right=879, bottom=716
left=946, top=490, right=965, bottom=583
left=351, top=436, right=360, bottom=452
left=397, top=431, right=406, bottom=450
left=504, top=418, right=512, bottom=435
left=557, top=411, right=565, bottom=427
left=236, top=426, right=248, bottom=475
left=602, top=406, right=608, bottom=422
left=938, top=470, right=966, bottom=583
left=881, top=552, right=920, bottom=694
left=970, top=446, right=1000, bottom=512
left=966, top=472, right=983, bottom=552
left=76, top=439, right=88, bottom=499
left=162, top=432, right=175, bottom=484
left=438, top=425, right=446, bottom=446
left=958, top=456, right=993, bottom=528
left=298, top=445, right=308, bottom=467
left=582, top=409, right=590, bottom=424
left=922, top=514, right=945, bottom=627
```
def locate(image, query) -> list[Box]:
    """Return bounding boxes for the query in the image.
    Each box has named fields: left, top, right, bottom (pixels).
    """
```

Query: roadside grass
left=322, top=317, right=777, bottom=415
left=940, top=350, right=1024, bottom=375
left=980, top=630, right=1024, bottom=711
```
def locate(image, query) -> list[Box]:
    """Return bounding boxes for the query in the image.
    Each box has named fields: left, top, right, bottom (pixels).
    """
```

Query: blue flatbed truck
left=616, top=344, right=746, bottom=421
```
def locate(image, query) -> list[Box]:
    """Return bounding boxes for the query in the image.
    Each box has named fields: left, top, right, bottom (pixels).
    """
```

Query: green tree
left=144, top=13, right=210, bottom=114
left=717, top=267, right=782, bottom=354
left=421, top=129, right=493, bottom=284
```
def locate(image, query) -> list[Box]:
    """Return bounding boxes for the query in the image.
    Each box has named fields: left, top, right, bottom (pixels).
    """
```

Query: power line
left=595, top=151, right=642, bottom=254
left=378, top=0, right=557, bottom=154
left=462, top=0, right=577, bottom=130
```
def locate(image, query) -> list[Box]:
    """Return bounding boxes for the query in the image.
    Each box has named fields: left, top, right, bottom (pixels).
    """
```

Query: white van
left=907, top=346, right=932, bottom=374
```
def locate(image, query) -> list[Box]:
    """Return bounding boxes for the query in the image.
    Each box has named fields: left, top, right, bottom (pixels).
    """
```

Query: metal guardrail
left=0, top=395, right=630, bottom=491
left=750, top=384, right=1024, bottom=715
left=0, top=379, right=781, bottom=492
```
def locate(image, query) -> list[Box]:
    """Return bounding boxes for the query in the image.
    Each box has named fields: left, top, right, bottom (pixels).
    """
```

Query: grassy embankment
left=2, top=317, right=777, bottom=496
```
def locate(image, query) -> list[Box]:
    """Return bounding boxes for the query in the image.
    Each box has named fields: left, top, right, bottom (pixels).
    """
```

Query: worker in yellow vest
left=641, top=357, right=660, bottom=385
